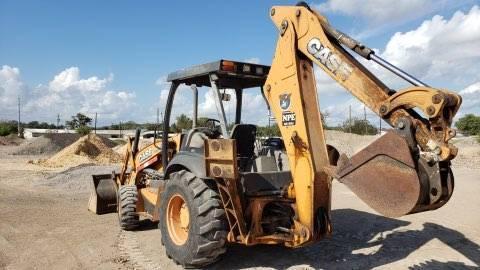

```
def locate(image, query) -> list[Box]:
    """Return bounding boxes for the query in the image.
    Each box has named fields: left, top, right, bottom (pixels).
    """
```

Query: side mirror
left=221, top=93, right=231, bottom=101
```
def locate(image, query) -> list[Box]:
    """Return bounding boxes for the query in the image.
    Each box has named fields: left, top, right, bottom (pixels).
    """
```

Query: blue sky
left=1, top=0, right=479, bottom=126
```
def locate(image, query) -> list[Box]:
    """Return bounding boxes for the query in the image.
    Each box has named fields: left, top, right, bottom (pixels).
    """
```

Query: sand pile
left=113, top=138, right=154, bottom=155
left=43, top=134, right=122, bottom=167
left=13, top=133, right=80, bottom=155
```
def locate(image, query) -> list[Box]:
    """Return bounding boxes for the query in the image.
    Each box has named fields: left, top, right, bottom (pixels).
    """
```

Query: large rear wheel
left=159, top=170, right=227, bottom=268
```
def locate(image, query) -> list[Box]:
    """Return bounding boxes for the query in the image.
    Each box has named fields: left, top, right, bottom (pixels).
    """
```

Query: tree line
left=0, top=112, right=380, bottom=137
left=6, top=112, right=478, bottom=138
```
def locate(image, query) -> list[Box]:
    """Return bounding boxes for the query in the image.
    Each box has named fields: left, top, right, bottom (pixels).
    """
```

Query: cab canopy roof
left=166, top=60, right=270, bottom=89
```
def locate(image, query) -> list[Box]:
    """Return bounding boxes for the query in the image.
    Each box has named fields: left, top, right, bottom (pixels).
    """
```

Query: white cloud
left=459, top=82, right=480, bottom=95
left=48, top=67, right=113, bottom=93
left=458, top=82, right=480, bottom=114
left=314, top=4, right=480, bottom=90
left=314, top=0, right=473, bottom=39
left=243, top=57, right=261, bottom=64
left=314, top=66, right=344, bottom=95
left=0, top=65, right=136, bottom=124
left=378, top=5, right=480, bottom=85
left=316, top=0, right=439, bottom=24
left=349, top=5, right=480, bottom=119
left=0, top=65, right=26, bottom=117
left=154, top=75, right=270, bottom=126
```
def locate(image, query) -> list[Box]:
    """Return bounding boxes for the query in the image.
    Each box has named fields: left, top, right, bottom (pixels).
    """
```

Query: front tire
left=118, top=185, right=140, bottom=230
left=159, top=170, right=227, bottom=268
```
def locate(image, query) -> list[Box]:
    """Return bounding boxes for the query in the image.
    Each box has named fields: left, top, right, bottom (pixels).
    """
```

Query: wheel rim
left=166, top=194, right=190, bottom=245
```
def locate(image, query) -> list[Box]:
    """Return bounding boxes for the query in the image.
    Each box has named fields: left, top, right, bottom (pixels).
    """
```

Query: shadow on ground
left=207, top=209, right=480, bottom=270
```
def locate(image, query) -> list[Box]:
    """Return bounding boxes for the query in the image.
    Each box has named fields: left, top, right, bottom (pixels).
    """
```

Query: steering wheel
left=204, top=118, right=222, bottom=137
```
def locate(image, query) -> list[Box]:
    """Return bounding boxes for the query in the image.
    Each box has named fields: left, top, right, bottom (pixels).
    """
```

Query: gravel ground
left=451, top=136, right=480, bottom=169
left=12, top=134, right=80, bottom=155
left=0, top=135, right=24, bottom=146
left=0, top=133, right=479, bottom=270
left=34, top=164, right=120, bottom=194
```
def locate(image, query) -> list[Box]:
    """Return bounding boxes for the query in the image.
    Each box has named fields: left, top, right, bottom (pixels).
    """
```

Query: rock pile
left=13, top=133, right=80, bottom=155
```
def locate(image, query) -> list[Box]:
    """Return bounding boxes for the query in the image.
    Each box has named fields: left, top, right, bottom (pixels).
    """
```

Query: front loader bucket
left=88, top=173, right=118, bottom=214
left=336, top=132, right=453, bottom=217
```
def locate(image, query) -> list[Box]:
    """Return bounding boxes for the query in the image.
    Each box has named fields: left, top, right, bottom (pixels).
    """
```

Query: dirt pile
left=13, top=133, right=80, bottom=155
left=0, top=134, right=24, bottom=146
left=43, top=134, right=122, bottom=167
left=325, top=130, right=379, bottom=157
left=113, top=138, right=154, bottom=155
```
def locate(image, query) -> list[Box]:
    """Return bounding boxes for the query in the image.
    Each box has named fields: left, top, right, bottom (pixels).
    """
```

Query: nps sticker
left=282, top=111, right=296, bottom=126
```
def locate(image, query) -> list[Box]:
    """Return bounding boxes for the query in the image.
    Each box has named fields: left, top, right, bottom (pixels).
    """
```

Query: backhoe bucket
left=88, top=173, right=118, bottom=214
left=336, top=132, right=453, bottom=217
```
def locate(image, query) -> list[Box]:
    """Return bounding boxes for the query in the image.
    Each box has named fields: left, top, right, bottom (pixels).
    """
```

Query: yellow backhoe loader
left=89, top=2, right=461, bottom=268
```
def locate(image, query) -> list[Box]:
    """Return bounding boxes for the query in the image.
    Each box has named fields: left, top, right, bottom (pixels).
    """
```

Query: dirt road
left=1, top=145, right=479, bottom=269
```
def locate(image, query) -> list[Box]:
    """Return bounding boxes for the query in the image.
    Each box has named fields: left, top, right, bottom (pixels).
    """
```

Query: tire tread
left=118, top=185, right=139, bottom=230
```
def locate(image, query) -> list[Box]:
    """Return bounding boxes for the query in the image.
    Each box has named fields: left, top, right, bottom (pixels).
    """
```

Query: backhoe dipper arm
left=263, top=3, right=461, bottom=243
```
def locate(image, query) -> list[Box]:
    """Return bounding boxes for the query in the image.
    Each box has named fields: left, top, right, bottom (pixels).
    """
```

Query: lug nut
left=379, top=105, right=388, bottom=115
left=432, top=94, right=442, bottom=104
left=426, top=106, right=435, bottom=116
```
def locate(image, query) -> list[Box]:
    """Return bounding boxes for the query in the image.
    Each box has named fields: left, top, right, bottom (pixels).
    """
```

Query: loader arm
left=264, top=3, right=461, bottom=240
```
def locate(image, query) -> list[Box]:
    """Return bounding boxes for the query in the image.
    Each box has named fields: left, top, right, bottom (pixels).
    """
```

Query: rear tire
left=159, top=170, right=227, bottom=268
left=118, top=185, right=140, bottom=230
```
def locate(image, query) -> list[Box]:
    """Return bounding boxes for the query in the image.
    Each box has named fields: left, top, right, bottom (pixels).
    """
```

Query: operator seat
left=183, top=128, right=208, bottom=153
left=230, top=124, right=256, bottom=171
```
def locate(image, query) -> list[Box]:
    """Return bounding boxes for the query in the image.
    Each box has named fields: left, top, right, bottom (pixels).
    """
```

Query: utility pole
left=156, top=107, right=160, bottom=126
left=119, top=121, right=122, bottom=138
left=94, top=112, right=97, bottom=134
left=379, top=117, right=382, bottom=135
left=268, top=110, right=271, bottom=128
left=17, top=96, right=22, bottom=138
left=364, top=106, right=367, bottom=135
left=348, top=105, right=352, bottom=133
left=56, top=114, right=60, bottom=132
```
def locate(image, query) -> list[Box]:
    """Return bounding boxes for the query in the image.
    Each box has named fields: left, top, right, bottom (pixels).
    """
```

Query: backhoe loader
left=89, top=2, right=462, bottom=268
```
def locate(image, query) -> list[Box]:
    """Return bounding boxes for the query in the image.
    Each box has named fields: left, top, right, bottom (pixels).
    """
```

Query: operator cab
left=162, top=60, right=290, bottom=196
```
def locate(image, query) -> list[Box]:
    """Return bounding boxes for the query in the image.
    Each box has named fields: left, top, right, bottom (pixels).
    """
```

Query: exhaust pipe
left=132, top=128, right=141, bottom=156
